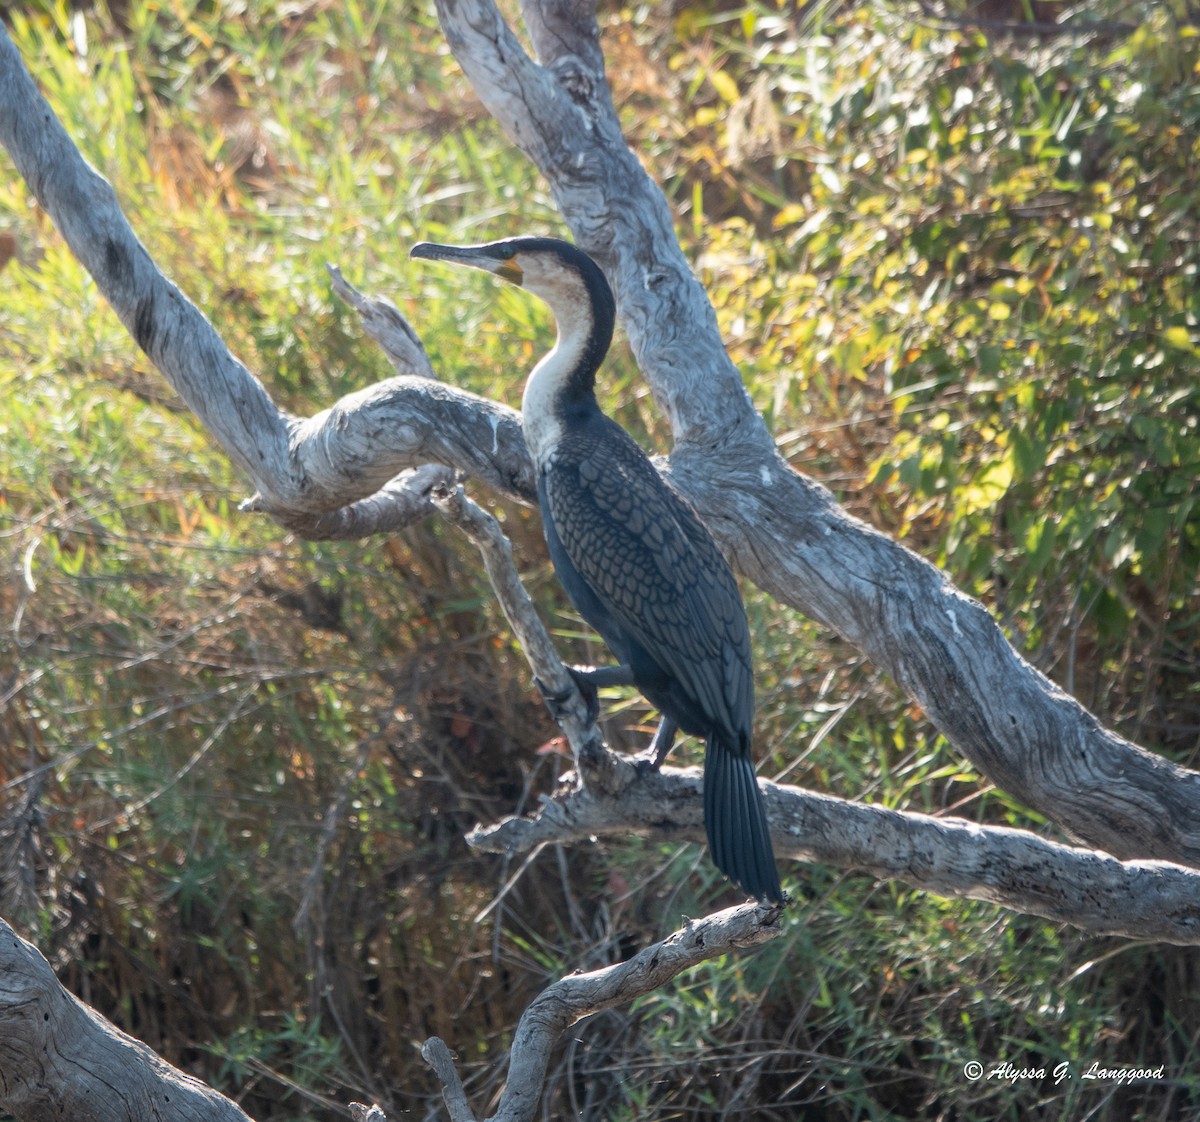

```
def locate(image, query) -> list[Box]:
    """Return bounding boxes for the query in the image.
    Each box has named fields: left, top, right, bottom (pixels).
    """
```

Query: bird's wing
left=544, top=422, right=753, bottom=743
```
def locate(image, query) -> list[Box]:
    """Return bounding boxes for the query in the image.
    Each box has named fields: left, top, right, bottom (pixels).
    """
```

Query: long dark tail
left=704, top=733, right=783, bottom=904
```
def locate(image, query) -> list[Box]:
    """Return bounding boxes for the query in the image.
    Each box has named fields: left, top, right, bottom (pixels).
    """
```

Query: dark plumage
left=411, top=235, right=783, bottom=904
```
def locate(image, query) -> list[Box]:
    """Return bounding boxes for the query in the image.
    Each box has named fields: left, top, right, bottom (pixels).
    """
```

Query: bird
left=410, top=235, right=783, bottom=905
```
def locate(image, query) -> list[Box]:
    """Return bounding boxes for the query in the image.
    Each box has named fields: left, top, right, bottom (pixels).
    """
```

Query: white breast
left=521, top=346, right=568, bottom=463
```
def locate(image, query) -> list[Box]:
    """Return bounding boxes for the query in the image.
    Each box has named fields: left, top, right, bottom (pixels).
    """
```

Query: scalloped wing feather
left=542, top=416, right=753, bottom=746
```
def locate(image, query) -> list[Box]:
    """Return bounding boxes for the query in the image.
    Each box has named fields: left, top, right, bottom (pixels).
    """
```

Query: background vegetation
left=1, top=0, right=1197, bottom=1118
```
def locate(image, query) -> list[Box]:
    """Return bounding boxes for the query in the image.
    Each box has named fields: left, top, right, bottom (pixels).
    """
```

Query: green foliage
left=1, top=1, right=1198, bottom=1121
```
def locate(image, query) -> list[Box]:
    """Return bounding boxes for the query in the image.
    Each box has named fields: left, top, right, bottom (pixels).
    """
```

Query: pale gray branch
left=468, top=760, right=1200, bottom=946
left=432, top=0, right=767, bottom=451
left=244, top=463, right=452, bottom=540
left=422, top=903, right=782, bottom=1122
left=430, top=0, right=1200, bottom=868
left=428, top=477, right=1200, bottom=945
left=327, top=264, right=435, bottom=378
left=420, top=1039, right=475, bottom=1122
left=429, top=483, right=631, bottom=793
left=7, top=5, right=1195, bottom=869
left=0, top=918, right=255, bottom=1122
left=0, top=25, right=534, bottom=539
left=0, top=9, right=1197, bottom=1122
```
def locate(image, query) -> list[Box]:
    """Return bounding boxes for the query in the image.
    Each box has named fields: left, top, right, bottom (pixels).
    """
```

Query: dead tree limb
left=429, top=482, right=630, bottom=792
left=0, top=22, right=533, bottom=541
left=1, top=8, right=1198, bottom=1122
left=0, top=918, right=255, bottom=1122
left=468, top=767, right=1200, bottom=945
left=423, top=903, right=783, bottom=1122
left=428, top=464, right=1200, bottom=946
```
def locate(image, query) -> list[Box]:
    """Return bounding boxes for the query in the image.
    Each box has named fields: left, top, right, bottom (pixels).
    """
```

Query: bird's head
left=410, top=236, right=614, bottom=326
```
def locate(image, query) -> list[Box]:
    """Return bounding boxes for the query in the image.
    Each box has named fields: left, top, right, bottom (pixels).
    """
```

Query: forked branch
left=0, top=9, right=1198, bottom=1122
left=424, top=0, right=1200, bottom=869
left=432, top=485, right=1200, bottom=947
left=423, top=903, right=783, bottom=1122
left=0, top=24, right=534, bottom=541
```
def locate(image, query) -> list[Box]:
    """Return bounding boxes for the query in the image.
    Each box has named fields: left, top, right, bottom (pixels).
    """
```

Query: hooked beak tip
left=409, top=241, right=523, bottom=285
left=409, top=241, right=443, bottom=261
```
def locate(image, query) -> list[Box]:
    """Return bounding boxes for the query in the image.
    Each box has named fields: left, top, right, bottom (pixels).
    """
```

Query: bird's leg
left=635, top=714, right=679, bottom=773
left=569, top=664, right=635, bottom=689
left=534, top=663, right=633, bottom=726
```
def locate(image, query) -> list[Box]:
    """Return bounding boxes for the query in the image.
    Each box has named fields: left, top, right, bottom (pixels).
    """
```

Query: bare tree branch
left=429, top=481, right=622, bottom=787
left=468, top=765, right=1200, bottom=945
left=5, top=5, right=1198, bottom=868
left=326, top=264, right=436, bottom=380
left=420, top=1039, right=476, bottom=1122
left=424, top=903, right=782, bottom=1122
left=247, top=463, right=451, bottom=540
left=427, top=0, right=1200, bottom=869
left=0, top=8, right=1197, bottom=1122
left=0, top=24, right=535, bottom=537
left=0, top=918, right=256, bottom=1122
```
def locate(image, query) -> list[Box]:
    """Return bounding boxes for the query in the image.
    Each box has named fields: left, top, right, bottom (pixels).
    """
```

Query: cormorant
left=411, top=236, right=783, bottom=905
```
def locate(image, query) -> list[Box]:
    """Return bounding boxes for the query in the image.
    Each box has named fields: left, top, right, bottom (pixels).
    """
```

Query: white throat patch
left=520, top=278, right=595, bottom=465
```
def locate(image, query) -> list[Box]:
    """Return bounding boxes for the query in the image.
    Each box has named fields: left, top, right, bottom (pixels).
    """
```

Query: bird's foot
left=631, top=716, right=679, bottom=776
left=631, top=750, right=661, bottom=778
left=534, top=667, right=600, bottom=726
left=533, top=676, right=572, bottom=722
left=565, top=666, right=602, bottom=724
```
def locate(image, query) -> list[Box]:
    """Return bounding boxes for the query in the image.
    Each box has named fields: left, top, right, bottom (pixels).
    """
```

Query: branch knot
left=550, top=54, right=596, bottom=106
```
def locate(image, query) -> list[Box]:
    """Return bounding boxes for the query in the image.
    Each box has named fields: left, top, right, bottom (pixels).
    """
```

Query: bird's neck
left=522, top=277, right=615, bottom=463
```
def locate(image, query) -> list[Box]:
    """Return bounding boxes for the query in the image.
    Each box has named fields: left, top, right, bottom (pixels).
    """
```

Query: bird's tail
left=704, top=733, right=783, bottom=904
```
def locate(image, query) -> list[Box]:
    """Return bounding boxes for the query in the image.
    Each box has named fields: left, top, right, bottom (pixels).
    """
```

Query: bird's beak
left=410, top=241, right=524, bottom=286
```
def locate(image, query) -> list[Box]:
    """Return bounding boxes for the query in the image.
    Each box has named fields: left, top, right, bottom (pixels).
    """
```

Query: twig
left=429, top=482, right=630, bottom=793
left=421, top=1038, right=477, bottom=1122
left=327, top=264, right=435, bottom=379
left=293, top=734, right=377, bottom=937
